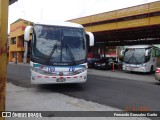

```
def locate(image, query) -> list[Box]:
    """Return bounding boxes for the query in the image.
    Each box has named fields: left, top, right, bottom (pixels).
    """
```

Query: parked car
left=94, top=58, right=112, bottom=70
left=87, top=58, right=99, bottom=68
left=94, top=57, right=121, bottom=70
left=155, top=67, right=160, bottom=81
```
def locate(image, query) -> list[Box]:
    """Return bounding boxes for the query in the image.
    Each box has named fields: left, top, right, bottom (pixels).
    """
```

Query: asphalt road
left=7, top=64, right=160, bottom=112
left=7, top=64, right=31, bottom=87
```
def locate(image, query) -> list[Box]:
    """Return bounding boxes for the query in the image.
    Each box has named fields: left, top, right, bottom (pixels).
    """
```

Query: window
left=152, top=48, right=160, bottom=57
left=155, top=49, right=160, bottom=57
left=12, top=52, right=16, bottom=58
left=17, top=36, right=24, bottom=47
left=11, top=38, right=16, bottom=44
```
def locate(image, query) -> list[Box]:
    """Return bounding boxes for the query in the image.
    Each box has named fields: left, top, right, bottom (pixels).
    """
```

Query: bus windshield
left=32, top=25, right=86, bottom=65
left=124, top=48, right=146, bottom=64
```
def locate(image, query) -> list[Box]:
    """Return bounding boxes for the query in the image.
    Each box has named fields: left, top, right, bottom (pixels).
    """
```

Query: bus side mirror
left=145, top=49, right=150, bottom=56
left=86, top=32, right=94, bottom=46
left=24, top=26, right=33, bottom=42
left=120, top=50, right=124, bottom=56
left=145, top=50, right=148, bottom=56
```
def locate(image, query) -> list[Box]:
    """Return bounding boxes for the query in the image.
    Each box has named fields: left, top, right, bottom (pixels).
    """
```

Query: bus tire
left=150, top=65, right=153, bottom=73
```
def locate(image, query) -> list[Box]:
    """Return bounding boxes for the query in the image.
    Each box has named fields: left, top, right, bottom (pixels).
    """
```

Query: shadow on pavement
left=154, top=82, right=160, bottom=86
left=37, top=83, right=87, bottom=93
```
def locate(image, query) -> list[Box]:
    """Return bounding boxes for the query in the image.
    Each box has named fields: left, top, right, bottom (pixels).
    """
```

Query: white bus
left=24, top=21, right=94, bottom=84
left=122, top=45, right=160, bottom=73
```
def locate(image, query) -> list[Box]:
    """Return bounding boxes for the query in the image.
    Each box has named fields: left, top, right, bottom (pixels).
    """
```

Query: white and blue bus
left=24, top=21, right=94, bottom=84
left=122, top=45, right=160, bottom=73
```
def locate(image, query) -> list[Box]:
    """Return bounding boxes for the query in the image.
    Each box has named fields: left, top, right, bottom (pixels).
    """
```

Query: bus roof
left=34, top=20, right=84, bottom=28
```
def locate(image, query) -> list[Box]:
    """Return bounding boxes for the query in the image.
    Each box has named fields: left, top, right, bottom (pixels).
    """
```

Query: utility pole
left=0, top=0, right=9, bottom=120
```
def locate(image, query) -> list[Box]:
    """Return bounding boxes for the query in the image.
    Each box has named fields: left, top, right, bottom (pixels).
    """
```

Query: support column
left=0, top=0, right=9, bottom=120
left=103, top=45, right=106, bottom=58
left=23, top=41, right=28, bottom=63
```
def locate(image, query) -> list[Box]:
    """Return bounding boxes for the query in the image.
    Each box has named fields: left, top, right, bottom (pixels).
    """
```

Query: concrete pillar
left=0, top=0, right=9, bottom=120
left=23, top=41, right=28, bottom=63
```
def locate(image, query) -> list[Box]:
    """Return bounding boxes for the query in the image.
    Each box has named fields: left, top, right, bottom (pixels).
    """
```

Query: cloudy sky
left=8, top=0, right=158, bottom=31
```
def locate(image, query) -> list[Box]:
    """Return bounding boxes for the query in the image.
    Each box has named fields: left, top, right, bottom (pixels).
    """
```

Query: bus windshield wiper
left=126, top=53, right=133, bottom=63
left=132, top=55, right=138, bottom=64
left=47, top=43, right=57, bottom=60
left=126, top=52, right=138, bottom=64
left=64, top=43, right=76, bottom=63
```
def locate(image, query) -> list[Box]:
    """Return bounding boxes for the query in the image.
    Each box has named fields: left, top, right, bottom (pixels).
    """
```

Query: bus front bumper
left=123, top=66, right=149, bottom=72
left=30, top=70, right=87, bottom=84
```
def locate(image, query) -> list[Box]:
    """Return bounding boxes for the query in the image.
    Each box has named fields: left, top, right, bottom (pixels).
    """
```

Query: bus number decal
left=69, top=67, right=75, bottom=72
left=48, top=67, right=55, bottom=73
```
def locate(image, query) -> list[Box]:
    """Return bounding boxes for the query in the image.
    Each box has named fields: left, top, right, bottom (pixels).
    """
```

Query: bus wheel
left=150, top=66, right=153, bottom=73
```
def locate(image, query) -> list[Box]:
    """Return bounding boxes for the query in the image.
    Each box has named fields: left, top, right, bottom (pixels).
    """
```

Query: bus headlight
left=102, top=63, right=106, bottom=66
left=30, top=66, right=39, bottom=72
left=30, top=67, right=46, bottom=74
left=73, top=68, right=86, bottom=75
left=142, top=64, right=146, bottom=67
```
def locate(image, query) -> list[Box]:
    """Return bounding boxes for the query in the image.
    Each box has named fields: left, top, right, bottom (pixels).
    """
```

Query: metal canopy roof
left=69, top=1, right=160, bottom=46
left=94, top=25, right=160, bottom=46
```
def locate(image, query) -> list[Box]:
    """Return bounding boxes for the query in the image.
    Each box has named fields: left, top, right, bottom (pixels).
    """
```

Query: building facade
left=9, top=19, right=33, bottom=63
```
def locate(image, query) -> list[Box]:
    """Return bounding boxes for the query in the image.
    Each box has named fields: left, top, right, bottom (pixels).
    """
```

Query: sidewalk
left=6, top=83, right=151, bottom=120
left=8, top=62, right=30, bottom=67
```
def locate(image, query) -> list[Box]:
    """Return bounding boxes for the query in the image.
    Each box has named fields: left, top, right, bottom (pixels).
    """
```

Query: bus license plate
left=56, top=78, right=66, bottom=82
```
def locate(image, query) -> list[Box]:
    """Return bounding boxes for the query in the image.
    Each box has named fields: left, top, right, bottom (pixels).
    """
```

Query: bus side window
left=152, top=48, right=156, bottom=57
left=155, top=49, right=160, bottom=57
left=152, top=48, right=160, bottom=57
left=158, top=50, right=160, bottom=57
